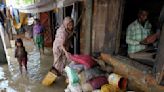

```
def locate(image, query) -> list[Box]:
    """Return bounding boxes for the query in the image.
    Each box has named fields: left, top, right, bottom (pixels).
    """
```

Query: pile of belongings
left=64, top=54, right=127, bottom=92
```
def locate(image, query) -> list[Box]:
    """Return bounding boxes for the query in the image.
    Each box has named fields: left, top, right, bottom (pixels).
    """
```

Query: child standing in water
left=15, top=38, right=28, bottom=74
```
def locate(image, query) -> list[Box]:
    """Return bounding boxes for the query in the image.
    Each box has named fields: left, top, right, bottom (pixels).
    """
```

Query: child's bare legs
left=19, top=61, right=23, bottom=74
left=23, top=59, right=28, bottom=74
left=18, top=58, right=28, bottom=74
left=24, top=63, right=27, bottom=73
left=24, top=65, right=28, bottom=74
left=19, top=66, right=22, bottom=74
left=39, top=45, right=44, bottom=55
left=41, top=47, right=44, bottom=55
left=25, top=65, right=27, bottom=71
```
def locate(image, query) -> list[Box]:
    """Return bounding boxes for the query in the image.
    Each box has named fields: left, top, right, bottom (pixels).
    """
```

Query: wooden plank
left=92, top=0, right=124, bottom=54
left=115, top=0, right=125, bottom=54
left=92, top=0, right=108, bottom=53
left=84, top=0, right=93, bottom=55
left=80, top=0, right=93, bottom=54
left=153, top=24, right=164, bottom=84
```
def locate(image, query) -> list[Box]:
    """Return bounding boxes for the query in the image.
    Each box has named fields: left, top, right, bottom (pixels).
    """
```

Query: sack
left=65, top=66, right=79, bottom=84
left=79, top=68, right=106, bottom=84
left=65, top=83, right=82, bottom=92
left=85, top=67, right=105, bottom=81
left=70, top=55, right=96, bottom=69
left=92, top=90, right=101, bottom=92
left=69, top=62, right=84, bottom=72
left=89, top=76, right=108, bottom=90
left=81, top=83, right=93, bottom=92
left=78, top=71, right=87, bottom=84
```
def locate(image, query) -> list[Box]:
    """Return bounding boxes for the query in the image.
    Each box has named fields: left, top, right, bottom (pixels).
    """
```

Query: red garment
left=70, top=55, right=96, bottom=69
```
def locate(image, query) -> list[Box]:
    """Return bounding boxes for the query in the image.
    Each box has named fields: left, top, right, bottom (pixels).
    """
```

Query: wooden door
left=40, top=12, right=52, bottom=47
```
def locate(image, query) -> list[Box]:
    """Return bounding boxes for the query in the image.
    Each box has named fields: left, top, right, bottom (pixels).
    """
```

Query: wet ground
left=0, top=38, right=66, bottom=92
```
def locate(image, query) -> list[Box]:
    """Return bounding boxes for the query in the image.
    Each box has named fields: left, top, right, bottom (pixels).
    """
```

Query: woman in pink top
left=52, top=17, right=74, bottom=75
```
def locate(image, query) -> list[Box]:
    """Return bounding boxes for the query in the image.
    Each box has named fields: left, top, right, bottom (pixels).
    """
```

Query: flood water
left=0, top=39, right=66, bottom=92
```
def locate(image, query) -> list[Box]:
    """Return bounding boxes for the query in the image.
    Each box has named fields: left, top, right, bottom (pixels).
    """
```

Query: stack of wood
left=100, top=53, right=164, bottom=92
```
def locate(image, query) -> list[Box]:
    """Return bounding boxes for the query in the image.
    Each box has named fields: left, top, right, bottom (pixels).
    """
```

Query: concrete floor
left=0, top=37, right=66, bottom=92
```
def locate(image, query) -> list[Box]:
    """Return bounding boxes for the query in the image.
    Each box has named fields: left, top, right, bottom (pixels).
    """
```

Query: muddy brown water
left=0, top=39, right=66, bottom=92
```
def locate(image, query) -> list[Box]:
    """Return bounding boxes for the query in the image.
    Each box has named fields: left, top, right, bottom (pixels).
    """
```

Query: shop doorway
left=119, top=0, right=164, bottom=57
left=118, top=0, right=164, bottom=67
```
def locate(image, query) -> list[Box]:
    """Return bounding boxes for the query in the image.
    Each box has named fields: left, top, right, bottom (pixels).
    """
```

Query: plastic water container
left=108, top=73, right=127, bottom=89
left=42, top=71, right=57, bottom=86
left=101, top=84, right=118, bottom=92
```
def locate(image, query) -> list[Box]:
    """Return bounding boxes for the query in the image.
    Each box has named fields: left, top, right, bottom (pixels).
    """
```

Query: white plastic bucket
left=108, top=73, right=127, bottom=89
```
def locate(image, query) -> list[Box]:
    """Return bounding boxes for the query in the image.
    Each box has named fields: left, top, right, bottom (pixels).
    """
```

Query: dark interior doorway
left=64, top=2, right=82, bottom=54
left=119, top=0, right=164, bottom=56
left=65, top=5, right=73, bottom=17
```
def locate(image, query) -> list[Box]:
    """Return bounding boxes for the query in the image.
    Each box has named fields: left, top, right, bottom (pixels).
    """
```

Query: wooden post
left=91, top=0, right=124, bottom=54
left=153, top=24, right=164, bottom=84
left=0, top=24, right=7, bottom=63
left=72, top=2, right=80, bottom=54
left=0, top=36, right=7, bottom=63
left=115, top=0, right=125, bottom=54
left=84, top=0, right=93, bottom=55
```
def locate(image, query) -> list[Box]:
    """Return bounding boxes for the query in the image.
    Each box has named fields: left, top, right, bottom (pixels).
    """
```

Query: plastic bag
left=65, top=66, right=79, bottom=84
left=69, top=62, right=84, bottom=72
left=65, top=83, right=82, bottom=92
left=92, top=90, right=101, bottom=92
left=78, top=71, right=87, bottom=84
left=85, top=67, right=105, bottom=81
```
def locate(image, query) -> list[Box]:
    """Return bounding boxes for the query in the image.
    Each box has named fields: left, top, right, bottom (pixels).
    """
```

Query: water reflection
left=0, top=39, right=66, bottom=92
left=0, top=66, right=16, bottom=92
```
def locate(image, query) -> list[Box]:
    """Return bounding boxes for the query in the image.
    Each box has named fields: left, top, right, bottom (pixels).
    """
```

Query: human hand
left=65, top=52, right=71, bottom=59
left=146, top=34, right=157, bottom=44
left=140, top=39, right=148, bottom=45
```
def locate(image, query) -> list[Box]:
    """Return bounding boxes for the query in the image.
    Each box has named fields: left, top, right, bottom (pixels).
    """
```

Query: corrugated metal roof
left=57, top=0, right=82, bottom=8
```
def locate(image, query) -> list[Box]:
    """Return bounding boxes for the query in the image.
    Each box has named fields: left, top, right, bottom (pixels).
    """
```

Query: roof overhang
left=6, top=0, right=82, bottom=13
